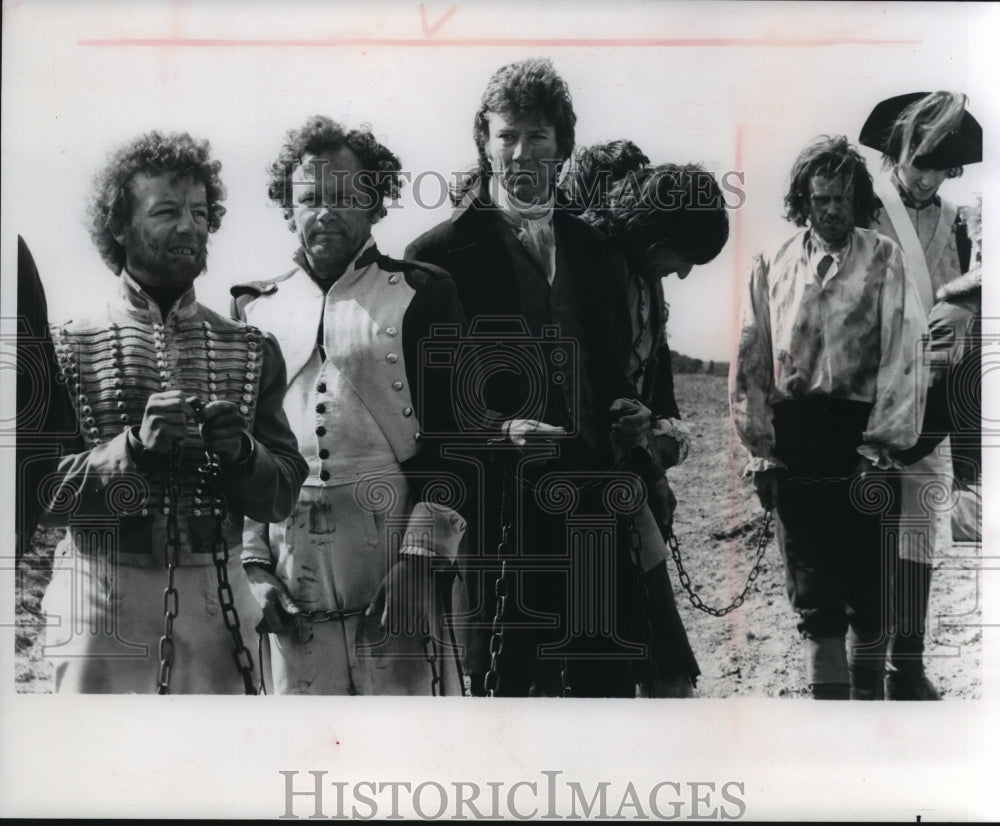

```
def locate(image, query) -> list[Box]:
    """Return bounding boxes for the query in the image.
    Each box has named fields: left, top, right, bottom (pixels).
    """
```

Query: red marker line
left=77, top=36, right=920, bottom=49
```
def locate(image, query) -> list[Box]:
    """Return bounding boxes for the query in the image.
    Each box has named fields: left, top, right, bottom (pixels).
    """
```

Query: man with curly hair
left=231, top=116, right=468, bottom=695
left=730, top=136, right=926, bottom=699
left=859, top=92, right=982, bottom=700
left=406, top=59, right=652, bottom=697
left=39, top=131, right=307, bottom=694
left=569, top=149, right=732, bottom=697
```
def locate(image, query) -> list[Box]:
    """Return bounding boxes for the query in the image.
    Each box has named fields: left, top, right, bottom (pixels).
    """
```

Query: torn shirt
left=730, top=227, right=926, bottom=471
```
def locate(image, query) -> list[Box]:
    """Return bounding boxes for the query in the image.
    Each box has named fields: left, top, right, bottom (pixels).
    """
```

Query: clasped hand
left=609, top=398, right=653, bottom=448
left=138, top=390, right=249, bottom=464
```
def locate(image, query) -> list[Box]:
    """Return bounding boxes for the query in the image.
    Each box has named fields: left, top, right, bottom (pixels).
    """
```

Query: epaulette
left=375, top=252, right=453, bottom=287
left=230, top=268, right=297, bottom=300
left=230, top=269, right=297, bottom=318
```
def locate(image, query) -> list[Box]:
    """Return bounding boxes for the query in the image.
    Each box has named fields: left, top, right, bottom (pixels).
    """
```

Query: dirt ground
left=667, top=373, right=982, bottom=699
left=14, top=373, right=982, bottom=698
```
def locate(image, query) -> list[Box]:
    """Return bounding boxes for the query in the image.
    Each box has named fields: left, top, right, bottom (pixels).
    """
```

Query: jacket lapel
left=925, top=199, right=958, bottom=284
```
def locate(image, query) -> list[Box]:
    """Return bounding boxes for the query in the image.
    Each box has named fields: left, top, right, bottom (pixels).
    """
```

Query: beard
left=122, top=228, right=208, bottom=290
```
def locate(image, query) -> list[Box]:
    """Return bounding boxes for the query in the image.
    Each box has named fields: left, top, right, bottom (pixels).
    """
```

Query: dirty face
left=807, top=174, right=854, bottom=248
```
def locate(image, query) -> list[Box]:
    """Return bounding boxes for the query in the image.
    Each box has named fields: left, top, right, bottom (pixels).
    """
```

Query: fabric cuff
left=743, top=455, right=786, bottom=475
left=398, top=502, right=467, bottom=562
left=856, top=443, right=905, bottom=471
left=225, top=431, right=256, bottom=470
left=651, top=418, right=693, bottom=463
left=241, top=519, right=274, bottom=567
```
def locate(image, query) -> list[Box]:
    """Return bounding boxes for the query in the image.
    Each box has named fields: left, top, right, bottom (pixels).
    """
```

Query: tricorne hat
left=859, top=92, right=982, bottom=169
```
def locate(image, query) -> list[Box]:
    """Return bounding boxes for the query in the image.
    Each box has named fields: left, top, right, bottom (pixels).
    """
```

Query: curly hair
left=472, top=58, right=577, bottom=176
left=266, top=115, right=402, bottom=227
left=784, top=135, right=878, bottom=228
left=561, top=139, right=650, bottom=214
left=579, top=162, right=730, bottom=266
left=88, top=131, right=226, bottom=274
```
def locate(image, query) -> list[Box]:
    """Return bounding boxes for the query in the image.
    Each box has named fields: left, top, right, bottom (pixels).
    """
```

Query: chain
left=484, top=479, right=511, bottom=698
left=423, top=632, right=443, bottom=697
left=668, top=510, right=773, bottom=617
left=156, top=445, right=182, bottom=694
left=628, top=516, right=658, bottom=696
left=296, top=608, right=365, bottom=623
left=560, top=659, right=573, bottom=697
left=484, top=560, right=508, bottom=698
left=200, top=448, right=258, bottom=695
left=444, top=592, right=468, bottom=698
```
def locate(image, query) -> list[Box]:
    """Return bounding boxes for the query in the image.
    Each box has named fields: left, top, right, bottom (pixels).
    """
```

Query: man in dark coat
left=406, top=58, right=652, bottom=697
left=16, top=236, right=75, bottom=560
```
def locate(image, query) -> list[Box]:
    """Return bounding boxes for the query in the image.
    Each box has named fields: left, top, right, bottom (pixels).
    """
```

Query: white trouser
left=898, top=438, right=953, bottom=565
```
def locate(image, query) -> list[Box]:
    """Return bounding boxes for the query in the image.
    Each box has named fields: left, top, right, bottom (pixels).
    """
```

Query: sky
left=2, top=0, right=993, bottom=363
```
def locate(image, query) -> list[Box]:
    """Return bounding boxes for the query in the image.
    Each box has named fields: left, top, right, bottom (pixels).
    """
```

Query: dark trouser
left=775, top=475, right=890, bottom=641
left=489, top=504, right=641, bottom=698
left=476, top=447, right=649, bottom=698
left=771, top=399, right=895, bottom=687
left=642, top=561, right=701, bottom=684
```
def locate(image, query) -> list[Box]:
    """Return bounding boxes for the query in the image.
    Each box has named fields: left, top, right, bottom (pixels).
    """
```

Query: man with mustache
left=40, top=131, right=307, bottom=693
left=406, top=59, right=651, bottom=697
left=730, top=136, right=926, bottom=700
left=231, top=117, right=467, bottom=695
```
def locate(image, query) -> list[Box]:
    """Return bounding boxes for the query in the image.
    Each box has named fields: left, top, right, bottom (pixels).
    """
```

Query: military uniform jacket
left=231, top=240, right=469, bottom=560
left=44, top=272, right=308, bottom=567
left=872, top=189, right=971, bottom=313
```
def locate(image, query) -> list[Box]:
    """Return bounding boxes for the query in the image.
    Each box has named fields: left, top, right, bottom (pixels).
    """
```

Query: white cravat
left=496, top=186, right=557, bottom=284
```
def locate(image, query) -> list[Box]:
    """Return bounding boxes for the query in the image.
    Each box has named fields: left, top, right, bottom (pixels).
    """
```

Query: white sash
left=874, top=177, right=935, bottom=313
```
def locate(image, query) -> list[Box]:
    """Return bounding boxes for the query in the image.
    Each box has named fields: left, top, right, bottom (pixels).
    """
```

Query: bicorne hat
left=859, top=92, right=982, bottom=169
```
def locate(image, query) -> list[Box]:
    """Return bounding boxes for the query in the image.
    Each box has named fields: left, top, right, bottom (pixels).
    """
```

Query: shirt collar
left=118, top=269, right=199, bottom=323
left=293, top=236, right=377, bottom=290
left=805, top=228, right=853, bottom=281
left=891, top=172, right=942, bottom=210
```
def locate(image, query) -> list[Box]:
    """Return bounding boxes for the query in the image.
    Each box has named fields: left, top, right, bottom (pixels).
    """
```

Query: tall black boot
left=886, top=559, right=940, bottom=700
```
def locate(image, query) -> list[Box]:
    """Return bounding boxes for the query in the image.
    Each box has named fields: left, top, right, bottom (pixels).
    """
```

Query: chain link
left=668, top=510, right=773, bottom=617
left=484, top=479, right=511, bottom=698
left=296, top=608, right=366, bottom=623
left=200, top=449, right=258, bottom=695
left=628, top=516, right=658, bottom=696
left=560, top=659, right=573, bottom=698
left=156, top=446, right=182, bottom=694
left=423, top=632, right=443, bottom=697
left=484, top=561, right=507, bottom=697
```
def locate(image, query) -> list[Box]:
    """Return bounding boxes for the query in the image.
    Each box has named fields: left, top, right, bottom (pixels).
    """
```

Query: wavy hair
left=784, top=135, right=878, bottom=228
left=88, top=131, right=226, bottom=274
left=266, top=115, right=402, bottom=226
left=472, top=58, right=577, bottom=178
left=562, top=139, right=650, bottom=214
left=578, top=159, right=730, bottom=266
